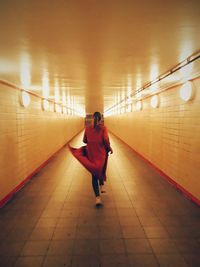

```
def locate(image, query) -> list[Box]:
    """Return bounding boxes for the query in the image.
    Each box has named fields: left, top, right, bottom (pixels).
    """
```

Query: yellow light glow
left=54, top=79, right=60, bottom=102
left=136, top=74, right=142, bottom=90
left=78, top=111, right=86, bottom=118
left=71, top=96, right=74, bottom=115
left=136, top=100, right=142, bottom=111
left=62, top=106, right=67, bottom=114
left=180, top=63, right=193, bottom=82
left=127, top=74, right=132, bottom=97
left=117, top=92, right=121, bottom=114
left=151, top=94, right=159, bottom=108
left=121, top=106, right=125, bottom=114
left=179, top=42, right=193, bottom=62
left=20, top=52, right=31, bottom=88
left=62, top=90, right=66, bottom=105
left=126, top=96, right=132, bottom=112
left=55, top=103, right=62, bottom=113
left=0, top=60, right=16, bottom=73
left=42, top=99, right=49, bottom=111
left=42, top=71, right=49, bottom=98
left=149, top=84, right=159, bottom=94
left=179, top=81, right=194, bottom=101
left=127, top=104, right=132, bottom=112
left=68, top=108, right=71, bottom=115
left=126, top=97, right=132, bottom=105
left=20, top=91, right=30, bottom=108
left=136, top=91, right=142, bottom=99
left=150, top=63, right=159, bottom=81
left=67, top=91, right=71, bottom=110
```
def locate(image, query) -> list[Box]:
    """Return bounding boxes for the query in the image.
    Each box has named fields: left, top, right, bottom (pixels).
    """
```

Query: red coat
left=68, top=125, right=111, bottom=180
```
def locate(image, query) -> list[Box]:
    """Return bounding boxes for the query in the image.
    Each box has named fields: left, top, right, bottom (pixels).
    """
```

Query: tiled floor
left=0, top=132, right=200, bottom=267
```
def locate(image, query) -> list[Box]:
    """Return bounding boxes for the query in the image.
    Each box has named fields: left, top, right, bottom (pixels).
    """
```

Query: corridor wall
left=106, top=77, right=200, bottom=204
left=0, top=83, right=84, bottom=207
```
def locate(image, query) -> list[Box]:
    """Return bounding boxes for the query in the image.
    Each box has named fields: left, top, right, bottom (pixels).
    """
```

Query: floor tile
left=148, top=238, right=179, bottom=254
left=29, top=227, right=55, bottom=241
left=125, top=239, right=153, bottom=254
left=183, top=254, right=200, bottom=267
left=143, top=226, right=170, bottom=238
left=52, top=227, right=76, bottom=240
left=43, top=255, right=72, bottom=267
left=14, top=256, right=44, bottom=267
left=0, top=242, right=25, bottom=256
left=156, top=254, right=188, bottom=267
left=20, top=241, right=50, bottom=256
left=100, top=239, right=126, bottom=254
left=100, top=254, right=131, bottom=267
left=71, top=255, right=100, bottom=267
left=73, top=239, right=100, bottom=255
left=173, top=238, right=200, bottom=253
left=76, top=225, right=99, bottom=239
left=47, top=240, right=74, bottom=255
left=0, top=256, right=17, bottom=267
left=128, top=254, right=159, bottom=267
left=122, top=225, right=146, bottom=238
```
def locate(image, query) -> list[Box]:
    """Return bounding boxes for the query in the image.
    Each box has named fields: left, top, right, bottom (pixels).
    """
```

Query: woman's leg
left=92, top=175, right=100, bottom=197
left=99, top=179, right=104, bottom=186
left=99, top=179, right=106, bottom=193
left=92, top=175, right=102, bottom=206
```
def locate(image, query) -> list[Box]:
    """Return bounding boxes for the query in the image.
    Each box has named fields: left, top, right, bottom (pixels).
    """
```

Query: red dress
left=68, top=125, right=111, bottom=180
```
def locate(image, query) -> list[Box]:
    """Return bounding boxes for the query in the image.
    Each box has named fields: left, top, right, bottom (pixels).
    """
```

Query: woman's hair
left=93, top=111, right=101, bottom=128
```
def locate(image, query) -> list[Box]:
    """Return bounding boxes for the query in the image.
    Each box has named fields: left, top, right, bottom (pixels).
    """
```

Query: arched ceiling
left=0, top=0, right=200, bottom=114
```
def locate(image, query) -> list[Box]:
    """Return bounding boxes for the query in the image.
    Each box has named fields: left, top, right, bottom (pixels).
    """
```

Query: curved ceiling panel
left=0, top=0, right=200, bottom=114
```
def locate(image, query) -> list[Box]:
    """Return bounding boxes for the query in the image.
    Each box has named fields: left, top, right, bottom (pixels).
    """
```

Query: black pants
left=92, top=175, right=104, bottom=197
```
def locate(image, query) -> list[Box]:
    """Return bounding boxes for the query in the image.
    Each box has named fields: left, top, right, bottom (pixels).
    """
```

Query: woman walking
left=68, top=111, right=113, bottom=206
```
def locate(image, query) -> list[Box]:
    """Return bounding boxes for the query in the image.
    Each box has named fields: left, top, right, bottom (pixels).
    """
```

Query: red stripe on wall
left=111, top=132, right=200, bottom=207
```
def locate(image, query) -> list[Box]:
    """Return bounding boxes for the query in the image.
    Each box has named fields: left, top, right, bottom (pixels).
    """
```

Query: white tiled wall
left=106, top=77, right=200, bottom=202
left=0, top=84, right=83, bottom=203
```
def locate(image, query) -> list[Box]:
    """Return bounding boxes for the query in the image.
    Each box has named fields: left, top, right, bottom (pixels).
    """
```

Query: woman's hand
left=109, top=147, right=113, bottom=154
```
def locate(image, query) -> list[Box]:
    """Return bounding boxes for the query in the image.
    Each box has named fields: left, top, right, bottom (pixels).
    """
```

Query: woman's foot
left=100, top=185, right=106, bottom=193
left=95, top=196, right=102, bottom=206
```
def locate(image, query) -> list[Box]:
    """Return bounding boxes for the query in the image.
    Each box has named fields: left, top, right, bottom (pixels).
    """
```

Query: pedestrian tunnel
left=1, top=72, right=200, bottom=208
left=0, top=0, right=200, bottom=266
left=1, top=0, right=200, bottom=209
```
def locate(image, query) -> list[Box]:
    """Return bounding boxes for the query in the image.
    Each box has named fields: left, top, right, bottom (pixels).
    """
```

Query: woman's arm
left=83, top=129, right=87, bottom=143
left=103, top=126, right=113, bottom=154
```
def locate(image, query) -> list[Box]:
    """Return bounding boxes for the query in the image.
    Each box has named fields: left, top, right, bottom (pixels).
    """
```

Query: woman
left=68, top=111, right=113, bottom=206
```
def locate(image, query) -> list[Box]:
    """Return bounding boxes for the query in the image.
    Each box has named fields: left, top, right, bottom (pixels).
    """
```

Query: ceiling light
left=63, top=106, right=67, bottom=114
left=136, top=100, right=142, bottom=111
left=121, top=106, right=125, bottom=114
left=42, top=99, right=49, bottom=111
left=55, top=103, right=62, bottom=113
left=20, top=91, right=30, bottom=108
left=151, top=94, right=159, bottom=108
left=179, top=81, right=194, bottom=101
